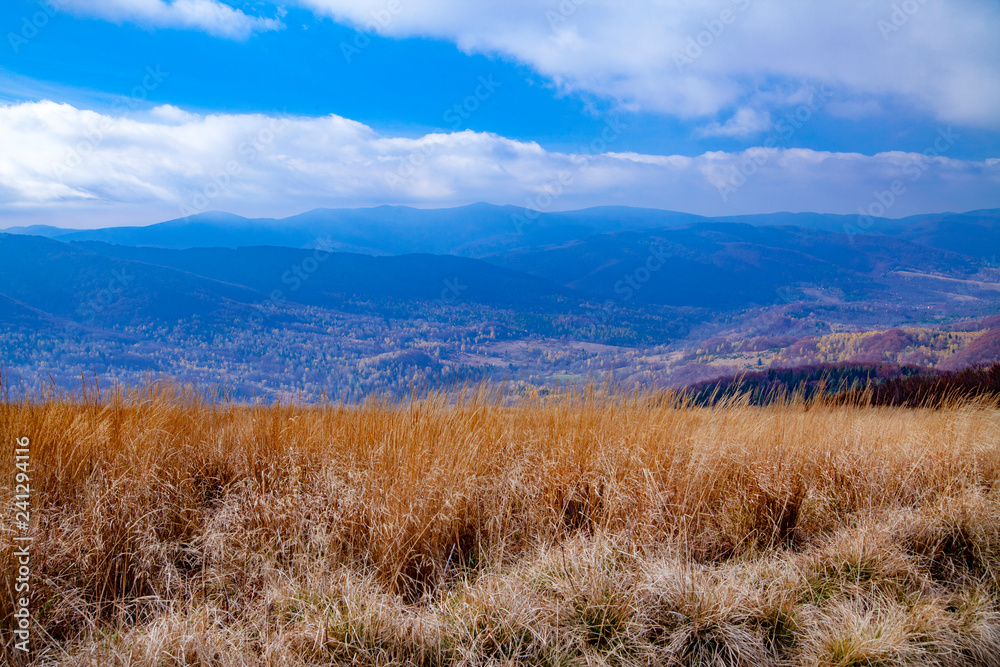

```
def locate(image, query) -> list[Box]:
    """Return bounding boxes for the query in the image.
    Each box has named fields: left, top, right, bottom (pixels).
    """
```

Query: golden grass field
left=3, top=384, right=1000, bottom=665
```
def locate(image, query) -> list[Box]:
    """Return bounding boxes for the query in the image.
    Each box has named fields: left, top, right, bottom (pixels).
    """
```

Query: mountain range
left=8, top=203, right=997, bottom=259
left=2, top=204, right=999, bottom=400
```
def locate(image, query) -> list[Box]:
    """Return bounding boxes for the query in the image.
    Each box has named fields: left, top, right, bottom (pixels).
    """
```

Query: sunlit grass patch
left=2, top=382, right=999, bottom=664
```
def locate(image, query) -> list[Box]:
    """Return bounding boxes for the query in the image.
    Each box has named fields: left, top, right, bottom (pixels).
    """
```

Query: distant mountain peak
left=164, top=211, right=253, bottom=225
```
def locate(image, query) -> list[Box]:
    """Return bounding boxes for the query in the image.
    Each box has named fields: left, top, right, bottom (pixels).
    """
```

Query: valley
left=2, top=205, right=999, bottom=401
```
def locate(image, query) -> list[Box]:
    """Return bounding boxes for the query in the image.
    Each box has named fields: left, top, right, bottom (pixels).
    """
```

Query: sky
left=0, top=0, right=998, bottom=228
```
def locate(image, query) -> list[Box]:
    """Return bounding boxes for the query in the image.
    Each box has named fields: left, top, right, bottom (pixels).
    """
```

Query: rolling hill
left=484, top=222, right=987, bottom=309
left=7, top=204, right=703, bottom=256
left=65, top=241, right=583, bottom=313
left=2, top=206, right=999, bottom=400
left=9, top=204, right=995, bottom=260
left=0, top=233, right=262, bottom=327
left=0, top=233, right=583, bottom=328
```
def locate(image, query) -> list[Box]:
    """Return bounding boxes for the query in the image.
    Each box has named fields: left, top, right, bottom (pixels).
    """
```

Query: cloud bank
left=55, top=0, right=283, bottom=39
left=299, top=0, right=1000, bottom=128
left=0, top=101, right=997, bottom=227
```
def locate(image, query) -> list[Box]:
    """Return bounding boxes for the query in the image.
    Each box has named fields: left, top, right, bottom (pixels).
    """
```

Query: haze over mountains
left=8, top=203, right=991, bottom=257
left=2, top=204, right=999, bottom=400
left=2, top=204, right=698, bottom=256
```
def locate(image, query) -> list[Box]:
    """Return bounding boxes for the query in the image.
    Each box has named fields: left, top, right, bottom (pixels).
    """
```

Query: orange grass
left=2, top=383, right=1000, bottom=665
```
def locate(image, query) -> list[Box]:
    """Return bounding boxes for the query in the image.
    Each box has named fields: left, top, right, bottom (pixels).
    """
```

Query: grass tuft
left=2, top=382, right=1000, bottom=664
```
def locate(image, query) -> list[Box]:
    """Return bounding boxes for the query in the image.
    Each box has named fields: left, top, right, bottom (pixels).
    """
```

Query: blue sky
left=1, top=0, right=998, bottom=227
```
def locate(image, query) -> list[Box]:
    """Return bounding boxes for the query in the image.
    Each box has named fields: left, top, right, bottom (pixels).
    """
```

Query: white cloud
left=698, top=107, right=771, bottom=138
left=297, top=0, right=1000, bottom=127
left=0, top=101, right=997, bottom=227
left=56, top=0, right=283, bottom=39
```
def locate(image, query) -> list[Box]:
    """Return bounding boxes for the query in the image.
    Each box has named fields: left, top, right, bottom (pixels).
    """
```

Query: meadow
left=2, top=383, right=1000, bottom=665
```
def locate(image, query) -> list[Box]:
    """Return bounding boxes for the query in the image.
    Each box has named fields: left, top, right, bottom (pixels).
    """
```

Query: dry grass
left=2, top=383, right=1000, bottom=665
